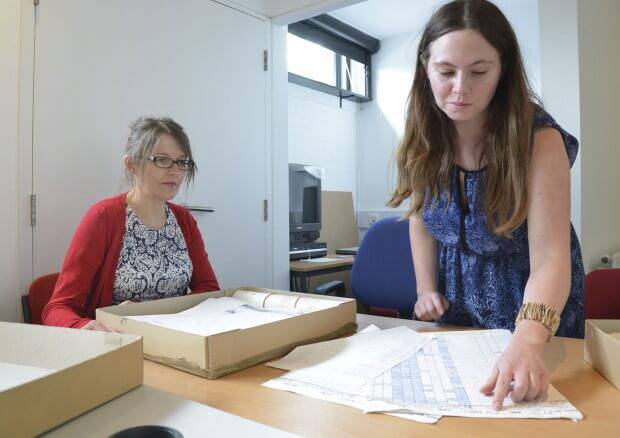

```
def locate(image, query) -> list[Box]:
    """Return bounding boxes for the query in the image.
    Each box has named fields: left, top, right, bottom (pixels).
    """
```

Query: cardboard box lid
left=0, top=322, right=143, bottom=437
left=584, top=319, right=620, bottom=389
left=0, top=321, right=141, bottom=370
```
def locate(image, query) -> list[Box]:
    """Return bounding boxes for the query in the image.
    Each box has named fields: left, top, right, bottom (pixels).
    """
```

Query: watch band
left=515, top=302, right=561, bottom=339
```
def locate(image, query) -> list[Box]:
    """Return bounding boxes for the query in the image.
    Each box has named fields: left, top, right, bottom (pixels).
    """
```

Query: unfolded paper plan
left=126, top=290, right=339, bottom=337
left=264, top=327, right=582, bottom=424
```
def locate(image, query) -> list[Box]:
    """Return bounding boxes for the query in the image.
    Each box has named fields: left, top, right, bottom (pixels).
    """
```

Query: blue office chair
left=351, top=216, right=417, bottom=318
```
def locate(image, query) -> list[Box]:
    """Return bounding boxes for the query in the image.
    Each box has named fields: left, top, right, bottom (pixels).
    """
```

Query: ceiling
left=328, top=0, right=535, bottom=41
left=329, top=0, right=442, bottom=40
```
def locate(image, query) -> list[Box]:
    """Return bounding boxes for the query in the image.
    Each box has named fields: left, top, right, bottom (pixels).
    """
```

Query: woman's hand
left=414, top=292, right=449, bottom=321
left=82, top=319, right=117, bottom=332
left=480, top=320, right=550, bottom=410
left=82, top=300, right=134, bottom=331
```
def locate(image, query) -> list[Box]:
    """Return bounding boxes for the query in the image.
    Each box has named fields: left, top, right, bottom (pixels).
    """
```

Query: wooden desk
left=144, top=314, right=620, bottom=437
left=335, top=246, right=358, bottom=256
left=289, top=255, right=354, bottom=292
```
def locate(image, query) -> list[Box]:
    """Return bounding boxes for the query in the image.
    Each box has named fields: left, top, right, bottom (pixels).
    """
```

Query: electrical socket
left=369, top=213, right=380, bottom=226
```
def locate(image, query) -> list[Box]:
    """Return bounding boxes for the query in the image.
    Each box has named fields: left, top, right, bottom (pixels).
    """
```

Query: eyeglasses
left=147, top=156, right=194, bottom=171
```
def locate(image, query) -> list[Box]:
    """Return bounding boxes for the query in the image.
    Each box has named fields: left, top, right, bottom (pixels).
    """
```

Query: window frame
left=287, top=15, right=379, bottom=103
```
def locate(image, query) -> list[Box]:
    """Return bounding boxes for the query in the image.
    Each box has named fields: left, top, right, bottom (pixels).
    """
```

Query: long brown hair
left=388, top=0, right=536, bottom=237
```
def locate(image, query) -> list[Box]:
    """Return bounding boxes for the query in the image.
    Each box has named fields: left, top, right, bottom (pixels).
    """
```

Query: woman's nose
left=452, top=72, right=469, bottom=96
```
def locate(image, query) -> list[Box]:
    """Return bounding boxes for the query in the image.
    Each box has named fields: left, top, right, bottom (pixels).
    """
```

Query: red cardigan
left=42, top=193, right=220, bottom=328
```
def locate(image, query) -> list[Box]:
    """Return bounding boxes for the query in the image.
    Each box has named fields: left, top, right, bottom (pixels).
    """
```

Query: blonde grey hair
left=124, top=117, right=196, bottom=187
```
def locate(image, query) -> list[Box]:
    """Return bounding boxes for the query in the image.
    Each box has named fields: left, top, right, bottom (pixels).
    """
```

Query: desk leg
left=299, top=273, right=310, bottom=293
left=290, top=273, right=303, bottom=292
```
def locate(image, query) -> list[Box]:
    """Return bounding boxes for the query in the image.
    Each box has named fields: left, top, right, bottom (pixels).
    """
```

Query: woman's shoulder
left=167, top=202, right=195, bottom=228
left=167, top=201, right=189, bottom=216
left=83, top=193, right=126, bottom=223
left=532, top=104, right=562, bottom=129
left=531, top=104, right=579, bottom=168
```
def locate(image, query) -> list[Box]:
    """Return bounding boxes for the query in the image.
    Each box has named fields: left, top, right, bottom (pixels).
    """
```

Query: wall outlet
left=369, top=213, right=380, bottom=226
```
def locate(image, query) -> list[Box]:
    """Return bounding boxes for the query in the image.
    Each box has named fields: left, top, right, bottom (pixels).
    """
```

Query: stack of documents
left=126, top=290, right=339, bottom=337
left=264, top=326, right=583, bottom=424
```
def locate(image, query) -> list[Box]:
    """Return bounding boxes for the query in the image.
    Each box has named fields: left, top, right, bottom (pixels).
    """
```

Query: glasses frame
left=147, top=156, right=194, bottom=171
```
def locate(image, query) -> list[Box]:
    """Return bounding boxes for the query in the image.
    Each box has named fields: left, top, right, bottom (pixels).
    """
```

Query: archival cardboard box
left=97, top=287, right=358, bottom=379
left=0, top=322, right=142, bottom=437
left=584, top=319, right=620, bottom=389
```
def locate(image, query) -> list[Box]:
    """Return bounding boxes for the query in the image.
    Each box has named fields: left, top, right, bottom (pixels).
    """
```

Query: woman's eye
left=471, top=71, right=488, bottom=76
left=439, top=71, right=454, bottom=77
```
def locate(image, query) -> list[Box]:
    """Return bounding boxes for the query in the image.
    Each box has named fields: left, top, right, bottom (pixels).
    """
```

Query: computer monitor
left=289, top=164, right=322, bottom=236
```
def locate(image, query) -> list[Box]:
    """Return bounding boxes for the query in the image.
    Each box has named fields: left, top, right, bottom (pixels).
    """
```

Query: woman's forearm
left=516, top=253, right=571, bottom=344
left=409, top=214, right=439, bottom=294
left=522, top=258, right=571, bottom=312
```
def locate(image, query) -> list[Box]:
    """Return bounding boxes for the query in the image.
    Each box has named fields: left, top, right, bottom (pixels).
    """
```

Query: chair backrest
left=351, top=216, right=416, bottom=313
left=24, top=273, right=60, bottom=324
left=585, top=268, right=620, bottom=319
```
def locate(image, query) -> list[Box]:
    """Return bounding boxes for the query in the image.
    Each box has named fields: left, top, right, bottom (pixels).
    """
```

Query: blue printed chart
left=368, top=330, right=583, bottom=420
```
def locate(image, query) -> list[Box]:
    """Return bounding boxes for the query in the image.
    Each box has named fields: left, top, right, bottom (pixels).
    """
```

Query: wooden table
left=289, top=255, right=354, bottom=293
left=144, top=314, right=620, bottom=437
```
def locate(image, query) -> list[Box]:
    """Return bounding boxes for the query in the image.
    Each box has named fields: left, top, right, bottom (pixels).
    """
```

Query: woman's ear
left=124, top=154, right=137, bottom=175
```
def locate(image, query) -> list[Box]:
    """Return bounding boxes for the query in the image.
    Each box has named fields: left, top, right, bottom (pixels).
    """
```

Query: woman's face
left=133, top=134, right=188, bottom=202
left=426, top=29, right=502, bottom=126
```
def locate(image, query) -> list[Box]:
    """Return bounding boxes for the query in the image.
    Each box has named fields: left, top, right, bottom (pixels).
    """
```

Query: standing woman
left=43, top=117, right=220, bottom=330
left=388, top=0, right=584, bottom=409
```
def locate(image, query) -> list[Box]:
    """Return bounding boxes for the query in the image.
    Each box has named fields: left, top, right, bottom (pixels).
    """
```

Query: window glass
left=341, top=57, right=366, bottom=96
left=287, top=33, right=336, bottom=87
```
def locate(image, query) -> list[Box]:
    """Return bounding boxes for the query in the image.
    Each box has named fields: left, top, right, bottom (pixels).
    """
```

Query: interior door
left=32, top=0, right=269, bottom=288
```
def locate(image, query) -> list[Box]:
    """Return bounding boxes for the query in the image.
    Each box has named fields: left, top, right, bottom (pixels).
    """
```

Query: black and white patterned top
left=113, top=204, right=193, bottom=304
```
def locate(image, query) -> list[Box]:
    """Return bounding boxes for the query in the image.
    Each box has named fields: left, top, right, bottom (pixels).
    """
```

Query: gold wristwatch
left=515, top=302, right=561, bottom=340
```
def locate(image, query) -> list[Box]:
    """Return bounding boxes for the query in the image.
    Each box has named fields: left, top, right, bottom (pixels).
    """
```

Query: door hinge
left=30, top=194, right=37, bottom=227
left=263, top=199, right=268, bottom=221
left=263, top=50, right=268, bottom=71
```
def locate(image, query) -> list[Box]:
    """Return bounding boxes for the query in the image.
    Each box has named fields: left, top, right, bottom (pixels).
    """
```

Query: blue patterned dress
left=422, top=110, right=585, bottom=338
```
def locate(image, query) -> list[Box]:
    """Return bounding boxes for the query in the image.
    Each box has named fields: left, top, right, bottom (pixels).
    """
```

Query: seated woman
left=43, top=117, right=220, bottom=331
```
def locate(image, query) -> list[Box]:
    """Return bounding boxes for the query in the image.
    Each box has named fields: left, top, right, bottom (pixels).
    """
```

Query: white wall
left=356, top=1, right=543, bottom=229
left=576, top=0, right=620, bottom=271
left=0, top=0, right=21, bottom=321
left=538, top=0, right=581, bottom=237
left=495, top=0, right=542, bottom=94
left=356, top=33, right=415, bottom=227
left=288, top=83, right=359, bottom=199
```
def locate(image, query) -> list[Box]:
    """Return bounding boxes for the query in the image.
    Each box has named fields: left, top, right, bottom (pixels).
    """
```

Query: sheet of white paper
left=0, top=362, right=55, bottom=392
left=264, top=325, right=439, bottom=423
left=263, top=377, right=439, bottom=424
left=300, top=257, right=340, bottom=263
left=265, top=326, right=432, bottom=393
left=128, top=297, right=303, bottom=336
left=357, top=324, right=381, bottom=335
left=266, top=324, right=381, bottom=370
left=366, top=330, right=583, bottom=421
